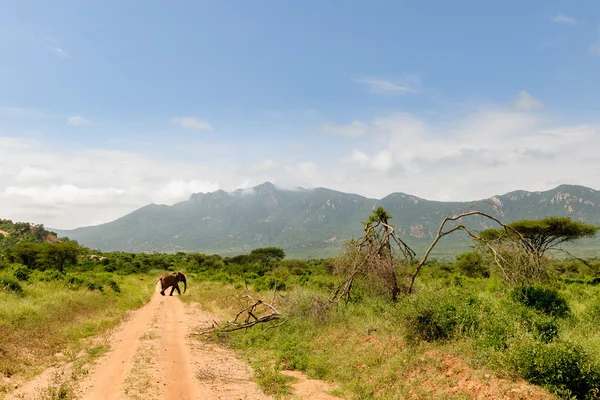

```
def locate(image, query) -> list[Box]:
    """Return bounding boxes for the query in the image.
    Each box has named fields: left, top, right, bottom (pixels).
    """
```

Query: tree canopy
left=479, top=217, right=599, bottom=260
left=249, top=247, right=286, bottom=263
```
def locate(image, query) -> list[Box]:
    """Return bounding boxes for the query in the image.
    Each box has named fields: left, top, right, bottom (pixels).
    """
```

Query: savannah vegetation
left=2, top=213, right=600, bottom=399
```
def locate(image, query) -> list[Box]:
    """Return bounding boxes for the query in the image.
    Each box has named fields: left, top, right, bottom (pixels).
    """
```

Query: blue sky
left=1, top=1, right=599, bottom=228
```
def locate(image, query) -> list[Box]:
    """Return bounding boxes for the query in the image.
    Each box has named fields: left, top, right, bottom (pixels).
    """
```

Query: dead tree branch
left=408, top=209, right=535, bottom=293
left=203, top=291, right=286, bottom=334
left=331, top=208, right=416, bottom=303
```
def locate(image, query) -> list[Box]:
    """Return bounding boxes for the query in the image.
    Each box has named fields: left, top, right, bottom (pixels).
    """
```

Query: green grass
left=0, top=271, right=156, bottom=392
left=185, top=272, right=600, bottom=399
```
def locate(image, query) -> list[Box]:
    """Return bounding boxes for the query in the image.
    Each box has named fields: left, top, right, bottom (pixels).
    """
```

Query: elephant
left=158, top=272, right=187, bottom=296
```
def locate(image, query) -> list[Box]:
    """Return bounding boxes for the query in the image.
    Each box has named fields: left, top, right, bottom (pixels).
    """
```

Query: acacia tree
left=38, top=242, right=80, bottom=272
left=249, top=247, right=285, bottom=263
left=479, top=217, right=599, bottom=262
left=406, top=208, right=530, bottom=292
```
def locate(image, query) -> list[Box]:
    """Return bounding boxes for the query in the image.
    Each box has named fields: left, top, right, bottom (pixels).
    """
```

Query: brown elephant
left=158, top=272, right=187, bottom=296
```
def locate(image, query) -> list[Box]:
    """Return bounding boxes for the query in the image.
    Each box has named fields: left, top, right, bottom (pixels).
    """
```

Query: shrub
left=511, top=285, right=570, bottom=317
left=13, top=266, right=30, bottom=281
left=108, top=280, right=121, bottom=293
left=402, top=290, right=479, bottom=343
left=65, top=275, right=85, bottom=289
left=104, top=264, right=116, bottom=273
left=286, top=292, right=330, bottom=323
left=530, top=317, right=559, bottom=343
left=254, top=276, right=286, bottom=292
left=275, top=339, right=310, bottom=370
left=36, top=269, right=64, bottom=282
left=0, top=273, right=23, bottom=295
left=405, top=307, right=456, bottom=342
left=456, top=251, right=489, bottom=278
left=510, top=340, right=600, bottom=398
left=86, top=282, right=104, bottom=291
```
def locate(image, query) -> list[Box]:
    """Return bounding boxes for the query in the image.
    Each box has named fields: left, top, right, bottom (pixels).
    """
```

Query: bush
left=108, top=280, right=121, bottom=293
left=402, top=290, right=479, bottom=343
left=36, top=269, right=64, bottom=282
left=0, top=273, right=24, bottom=295
left=511, top=285, right=570, bottom=317
left=510, top=340, right=600, bottom=398
left=405, top=307, right=457, bottom=342
left=530, top=317, right=559, bottom=343
left=13, top=266, right=30, bottom=281
left=254, top=276, right=287, bottom=292
left=456, top=251, right=489, bottom=278
left=65, top=275, right=85, bottom=289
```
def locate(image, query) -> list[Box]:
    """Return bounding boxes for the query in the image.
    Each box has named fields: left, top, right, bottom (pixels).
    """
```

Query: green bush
left=86, top=282, right=104, bottom=291
left=108, top=280, right=121, bottom=293
left=511, top=285, right=570, bottom=317
left=36, top=269, right=64, bottom=282
left=405, top=307, right=456, bottom=342
left=530, top=317, right=559, bottom=343
left=61, top=273, right=121, bottom=293
left=13, top=266, right=30, bottom=281
left=0, top=273, right=24, bottom=295
left=510, top=340, right=600, bottom=399
left=455, top=251, right=489, bottom=278
left=65, top=275, right=85, bottom=289
left=254, top=276, right=286, bottom=292
left=402, top=290, right=479, bottom=343
left=275, top=339, right=310, bottom=371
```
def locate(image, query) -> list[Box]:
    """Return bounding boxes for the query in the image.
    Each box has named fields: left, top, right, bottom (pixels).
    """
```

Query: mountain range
left=50, top=183, right=600, bottom=259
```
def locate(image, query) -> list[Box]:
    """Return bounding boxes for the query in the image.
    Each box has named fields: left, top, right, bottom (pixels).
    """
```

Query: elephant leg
left=169, top=284, right=177, bottom=296
left=160, top=282, right=166, bottom=296
left=175, top=283, right=181, bottom=295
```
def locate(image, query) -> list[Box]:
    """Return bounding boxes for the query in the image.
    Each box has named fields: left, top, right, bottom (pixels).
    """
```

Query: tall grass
left=189, top=270, right=600, bottom=399
left=0, top=270, right=156, bottom=389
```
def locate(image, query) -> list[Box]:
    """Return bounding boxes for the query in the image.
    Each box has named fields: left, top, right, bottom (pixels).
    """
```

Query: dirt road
left=8, top=285, right=269, bottom=400
left=9, top=284, right=339, bottom=400
left=76, top=285, right=272, bottom=400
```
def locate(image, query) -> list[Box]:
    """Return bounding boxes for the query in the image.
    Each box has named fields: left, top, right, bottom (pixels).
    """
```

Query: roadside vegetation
left=0, top=220, right=160, bottom=395
left=183, top=213, right=600, bottom=400
left=2, top=214, right=600, bottom=399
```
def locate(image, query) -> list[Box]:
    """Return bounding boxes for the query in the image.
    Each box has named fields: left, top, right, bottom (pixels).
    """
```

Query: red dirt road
left=8, top=284, right=339, bottom=400
left=76, top=285, right=270, bottom=400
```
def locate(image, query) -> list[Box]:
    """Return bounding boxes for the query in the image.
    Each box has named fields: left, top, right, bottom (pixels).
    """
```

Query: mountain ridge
left=50, top=183, right=600, bottom=258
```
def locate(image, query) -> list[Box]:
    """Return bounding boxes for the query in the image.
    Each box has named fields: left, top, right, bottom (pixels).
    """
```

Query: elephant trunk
left=182, top=275, right=187, bottom=294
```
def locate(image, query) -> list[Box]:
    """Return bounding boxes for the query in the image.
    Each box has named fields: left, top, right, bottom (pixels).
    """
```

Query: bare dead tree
left=407, top=208, right=538, bottom=293
left=330, top=207, right=416, bottom=303
left=203, top=287, right=286, bottom=333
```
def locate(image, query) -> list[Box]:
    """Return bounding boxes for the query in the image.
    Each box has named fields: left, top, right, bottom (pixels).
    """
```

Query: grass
left=252, top=361, right=295, bottom=398
left=0, top=271, right=157, bottom=395
left=184, top=272, right=600, bottom=399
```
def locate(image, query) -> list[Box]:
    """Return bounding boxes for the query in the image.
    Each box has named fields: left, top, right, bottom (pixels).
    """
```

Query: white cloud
left=47, top=46, right=70, bottom=58
left=171, top=117, right=213, bottom=131
left=0, top=142, right=223, bottom=228
left=1, top=91, right=599, bottom=229
left=154, top=180, right=220, bottom=204
left=513, top=91, right=545, bottom=111
left=353, top=76, right=420, bottom=94
left=591, top=41, right=600, bottom=55
left=15, top=167, right=56, bottom=184
left=5, top=185, right=126, bottom=207
left=551, top=14, right=579, bottom=25
left=333, top=100, right=600, bottom=201
left=319, top=120, right=368, bottom=137
left=67, top=116, right=92, bottom=126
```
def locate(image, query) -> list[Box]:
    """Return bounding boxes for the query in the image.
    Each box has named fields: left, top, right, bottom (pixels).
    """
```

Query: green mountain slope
left=51, top=183, right=600, bottom=258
